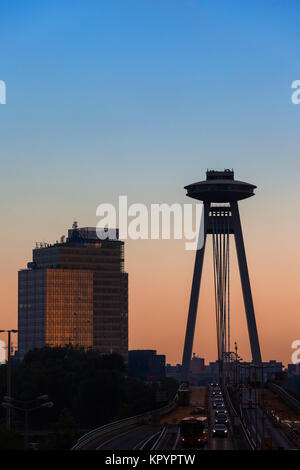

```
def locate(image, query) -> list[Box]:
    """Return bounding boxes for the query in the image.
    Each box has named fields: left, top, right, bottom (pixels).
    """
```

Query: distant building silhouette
left=288, top=363, right=300, bottom=375
left=190, top=353, right=205, bottom=374
left=18, top=224, right=128, bottom=360
left=128, top=350, right=166, bottom=381
left=165, top=363, right=182, bottom=382
left=166, top=358, right=284, bottom=386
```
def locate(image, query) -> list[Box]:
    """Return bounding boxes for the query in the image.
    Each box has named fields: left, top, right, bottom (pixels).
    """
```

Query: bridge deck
left=263, top=389, right=300, bottom=422
left=160, top=386, right=207, bottom=424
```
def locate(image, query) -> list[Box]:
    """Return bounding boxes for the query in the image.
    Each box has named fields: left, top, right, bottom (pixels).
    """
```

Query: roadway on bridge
left=96, top=424, right=160, bottom=450
left=160, top=386, right=234, bottom=451
left=160, top=386, right=206, bottom=425
left=207, top=385, right=233, bottom=450
left=94, top=385, right=234, bottom=450
left=245, top=407, right=295, bottom=450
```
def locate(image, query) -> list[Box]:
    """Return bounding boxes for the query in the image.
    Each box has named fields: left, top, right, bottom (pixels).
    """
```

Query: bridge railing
left=72, top=397, right=177, bottom=450
left=222, top=384, right=256, bottom=450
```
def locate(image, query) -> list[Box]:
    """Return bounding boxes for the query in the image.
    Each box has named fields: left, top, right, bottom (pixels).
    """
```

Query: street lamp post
left=0, top=329, right=18, bottom=430
left=260, top=363, right=265, bottom=444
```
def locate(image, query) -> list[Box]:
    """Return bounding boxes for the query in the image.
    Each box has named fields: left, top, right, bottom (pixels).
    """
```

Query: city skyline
left=1, top=1, right=300, bottom=368
left=3, top=205, right=298, bottom=368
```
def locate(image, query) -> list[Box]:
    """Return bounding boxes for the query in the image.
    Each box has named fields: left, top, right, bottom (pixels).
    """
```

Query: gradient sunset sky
left=1, top=0, right=300, bottom=366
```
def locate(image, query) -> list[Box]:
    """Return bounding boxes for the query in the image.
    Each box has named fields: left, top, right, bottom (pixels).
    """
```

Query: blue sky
left=1, top=1, right=299, bottom=203
left=1, top=0, right=300, bottom=256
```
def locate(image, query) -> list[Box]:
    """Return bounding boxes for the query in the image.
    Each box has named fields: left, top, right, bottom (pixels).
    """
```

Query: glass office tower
left=18, top=225, right=128, bottom=361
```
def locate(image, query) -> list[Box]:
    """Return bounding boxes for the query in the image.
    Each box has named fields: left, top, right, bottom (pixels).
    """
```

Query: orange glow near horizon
left=127, top=219, right=300, bottom=368
left=0, top=201, right=299, bottom=368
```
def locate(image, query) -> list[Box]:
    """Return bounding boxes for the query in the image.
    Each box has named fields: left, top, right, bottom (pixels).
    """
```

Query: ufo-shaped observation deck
left=184, top=169, right=256, bottom=203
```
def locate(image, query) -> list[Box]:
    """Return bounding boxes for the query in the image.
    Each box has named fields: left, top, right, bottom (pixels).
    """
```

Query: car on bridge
left=215, top=404, right=227, bottom=413
left=212, top=398, right=224, bottom=409
left=212, top=424, right=228, bottom=437
left=215, top=408, right=228, bottom=415
left=212, top=391, right=222, bottom=397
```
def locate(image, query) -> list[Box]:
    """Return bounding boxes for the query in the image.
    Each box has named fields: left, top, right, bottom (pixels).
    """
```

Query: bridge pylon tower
left=181, top=169, right=262, bottom=382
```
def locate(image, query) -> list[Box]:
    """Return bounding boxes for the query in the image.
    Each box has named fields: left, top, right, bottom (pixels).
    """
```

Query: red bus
left=179, top=416, right=208, bottom=446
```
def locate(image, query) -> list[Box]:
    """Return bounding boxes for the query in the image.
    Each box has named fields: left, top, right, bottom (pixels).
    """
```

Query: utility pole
left=7, top=331, right=11, bottom=430
left=0, top=329, right=18, bottom=430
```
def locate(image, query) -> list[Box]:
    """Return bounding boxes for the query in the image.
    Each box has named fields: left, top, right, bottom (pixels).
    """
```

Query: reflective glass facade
left=46, top=269, right=93, bottom=348
left=18, top=269, right=47, bottom=354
